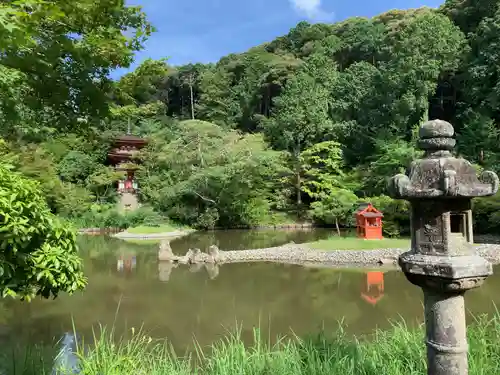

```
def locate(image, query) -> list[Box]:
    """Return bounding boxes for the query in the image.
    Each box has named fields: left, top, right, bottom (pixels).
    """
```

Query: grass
left=126, top=223, right=189, bottom=234
left=4, top=313, right=500, bottom=375
left=309, top=236, right=411, bottom=251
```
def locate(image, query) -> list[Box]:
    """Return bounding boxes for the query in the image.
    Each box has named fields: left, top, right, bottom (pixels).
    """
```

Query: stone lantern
left=388, top=120, right=499, bottom=375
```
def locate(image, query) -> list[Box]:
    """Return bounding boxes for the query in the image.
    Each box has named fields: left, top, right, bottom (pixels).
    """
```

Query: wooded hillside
left=2, top=0, right=500, bottom=235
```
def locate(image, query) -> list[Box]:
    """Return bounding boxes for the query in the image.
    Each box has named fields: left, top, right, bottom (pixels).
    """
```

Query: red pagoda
left=107, top=130, right=148, bottom=211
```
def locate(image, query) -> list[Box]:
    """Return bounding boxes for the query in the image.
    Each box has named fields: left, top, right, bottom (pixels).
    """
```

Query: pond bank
left=27, top=314, right=500, bottom=375
left=78, top=227, right=123, bottom=235
left=113, top=228, right=196, bottom=240
left=159, top=242, right=500, bottom=267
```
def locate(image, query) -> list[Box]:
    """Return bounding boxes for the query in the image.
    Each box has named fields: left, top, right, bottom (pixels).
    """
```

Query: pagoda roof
left=112, top=134, right=148, bottom=146
left=355, top=202, right=371, bottom=212
left=116, top=134, right=146, bottom=142
left=355, top=202, right=383, bottom=217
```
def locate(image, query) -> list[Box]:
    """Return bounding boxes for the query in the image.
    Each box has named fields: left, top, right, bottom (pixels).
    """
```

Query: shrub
left=472, top=193, right=500, bottom=234
left=0, top=164, right=86, bottom=299
left=361, top=195, right=411, bottom=237
left=124, top=205, right=165, bottom=227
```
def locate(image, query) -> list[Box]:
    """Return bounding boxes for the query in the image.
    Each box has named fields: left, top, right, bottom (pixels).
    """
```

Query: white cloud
left=289, top=0, right=334, bottom=22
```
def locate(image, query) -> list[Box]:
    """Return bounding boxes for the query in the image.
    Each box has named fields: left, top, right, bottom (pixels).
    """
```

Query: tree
left=0, top=0, right=153, bottom=138
left=114, top=58, right=170, bottom=107
left=262, top=68, right=336, bottom=213
left=456, top=110, right=500, bottom=171
left=301, top=140, right=345, bottom=199
left=362, top=139, right=422, bottom=196
left=136, top=120, right=286, bottom=228
left=310, top=189, right=358, bottom=235
left=0, top=162, right=86, bottom=300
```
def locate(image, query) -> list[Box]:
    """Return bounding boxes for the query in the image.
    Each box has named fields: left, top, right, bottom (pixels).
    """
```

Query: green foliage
left=360, top=195, right=411, bottom=237
left=9, top=314, right=500, bottom=375
left=58, top=151, right=97, bottom=184
left=310, top=189, right=358, bottom=232
left=72, top=204, right=165, bottom=229
left=0, top=0, right=153, bottom=137
left=473, top=193, right=500, bottom=234
left=301, top=141, right=345, bottom=198
left=136, top=119, right=287, bottom=229
left=0, top=164, right=86, bottom=300
left=2, top=2, right=500, bottom=235
left=261, top=68, right=334, bottom=153
left=362, top=139, right=423, bottom=196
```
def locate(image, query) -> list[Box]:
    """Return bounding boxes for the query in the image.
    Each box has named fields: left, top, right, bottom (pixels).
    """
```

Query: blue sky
left=111, top=0, right=444, bottom=79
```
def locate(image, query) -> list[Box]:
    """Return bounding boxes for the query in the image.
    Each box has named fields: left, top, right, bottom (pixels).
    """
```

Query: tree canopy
left=4, top=0, right=500, bottom=242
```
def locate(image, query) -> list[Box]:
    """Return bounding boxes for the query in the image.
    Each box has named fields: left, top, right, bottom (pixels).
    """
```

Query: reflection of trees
left=4, top=236, right=500, bottom=355
left=170, top=228, right=332, bottom=253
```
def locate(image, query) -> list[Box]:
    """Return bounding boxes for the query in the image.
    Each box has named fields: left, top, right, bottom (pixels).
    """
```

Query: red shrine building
left=355, top=203, right=384, bottom=240
left=107, top=134, right=148, bottom=211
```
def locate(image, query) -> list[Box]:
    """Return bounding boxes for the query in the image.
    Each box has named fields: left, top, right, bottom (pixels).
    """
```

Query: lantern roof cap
left=388, top=120, right=499, bottom=200
left=419, top=119, right=454, bottom=139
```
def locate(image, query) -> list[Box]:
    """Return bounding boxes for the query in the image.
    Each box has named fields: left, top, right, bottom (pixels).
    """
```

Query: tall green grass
left=3, top=314, right=500, bottom=375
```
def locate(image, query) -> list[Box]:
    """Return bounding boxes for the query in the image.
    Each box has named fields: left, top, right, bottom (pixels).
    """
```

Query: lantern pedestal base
left=399, top=252, right=492, bottom=283
left=423, top=290, right=468, bottom=375
left=400, top=254, right=491, bottom=375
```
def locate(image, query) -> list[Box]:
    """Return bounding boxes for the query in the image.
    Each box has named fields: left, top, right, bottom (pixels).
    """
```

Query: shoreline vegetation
left=77, top=225, right=500, bottom=267
left=5, top=314, right=500, bottom=375
left=77, top=222, right=317, bottom=236
left=78, top=224, right=500, bottom=267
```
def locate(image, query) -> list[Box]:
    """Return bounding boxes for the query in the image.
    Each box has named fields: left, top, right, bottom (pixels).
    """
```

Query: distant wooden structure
left=107, top=132, right=148, bottom=212
left=361, top=271, right=385, bottom=305
left=355, top=203, right=383, bottom=240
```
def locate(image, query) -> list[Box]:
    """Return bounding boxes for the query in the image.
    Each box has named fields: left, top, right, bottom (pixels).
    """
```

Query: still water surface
left=1, top=229, right=499, bottom=353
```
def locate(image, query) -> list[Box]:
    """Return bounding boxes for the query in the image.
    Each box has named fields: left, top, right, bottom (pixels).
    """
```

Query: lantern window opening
left=450, top=212, right=466, bottom=235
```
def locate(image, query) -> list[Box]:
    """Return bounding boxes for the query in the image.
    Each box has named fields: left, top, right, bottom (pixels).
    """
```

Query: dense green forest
left=3, top=0, right=500, bottom=236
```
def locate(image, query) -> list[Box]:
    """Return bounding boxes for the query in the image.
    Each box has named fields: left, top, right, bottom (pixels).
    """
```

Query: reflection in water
left=51, top=332, right=81, bottom=375
left=116, top=244, right=137, bottom=273
left=158, top=261, right=220, bottom=282
left=205, top=263, right=219, bottom=279
left=2, top=234, right=500, bottom=356
left=117, top=255, right=137, bottom=273
left=158, top=261, right=177, bottom=282
left=171, top=228, right=332, bottom=252
left=361, top=272, right=385, bottom=305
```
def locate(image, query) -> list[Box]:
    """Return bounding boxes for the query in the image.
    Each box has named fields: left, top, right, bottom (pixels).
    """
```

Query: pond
left=1, top=229, right=499, bottom=354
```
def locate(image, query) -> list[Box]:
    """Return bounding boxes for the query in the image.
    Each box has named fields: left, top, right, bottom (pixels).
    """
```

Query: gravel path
left=199, top=243, right=500, bottom=267
left=117, top=230, right=500, bottom=267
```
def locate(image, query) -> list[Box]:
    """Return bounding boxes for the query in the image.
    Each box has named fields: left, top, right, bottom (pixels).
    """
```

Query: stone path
left=158, top=242, right=500, bottom=267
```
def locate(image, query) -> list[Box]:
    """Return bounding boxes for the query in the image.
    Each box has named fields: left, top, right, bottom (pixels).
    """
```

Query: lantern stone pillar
left=388, top=119, right=499, bottom=375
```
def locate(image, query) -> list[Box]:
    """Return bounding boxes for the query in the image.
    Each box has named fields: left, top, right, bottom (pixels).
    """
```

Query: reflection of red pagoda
left=361, top=271, right=385, bottom=305
left=107, top=129, right=148, bottom=211
left=117, top=255, right=137, bottom=273
left=355, top=203, right=384, bottom=240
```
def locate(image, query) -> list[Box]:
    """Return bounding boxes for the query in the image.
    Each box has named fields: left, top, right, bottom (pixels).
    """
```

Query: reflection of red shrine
left=355, top=203, right=383, bottom=240
left=107, top=133, right=148, bottom=211
left=117, top=254, right=137, bottom=273
left=361, top=271, right=385, bottom=305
